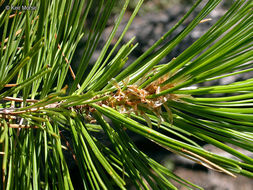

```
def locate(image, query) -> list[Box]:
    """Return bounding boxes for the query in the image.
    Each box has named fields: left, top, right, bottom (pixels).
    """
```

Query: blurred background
left=72, top=0, right=253, bottom=189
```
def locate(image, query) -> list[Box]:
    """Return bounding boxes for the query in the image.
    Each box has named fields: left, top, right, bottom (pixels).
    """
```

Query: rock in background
left=73, top=1, right=253, bottom=189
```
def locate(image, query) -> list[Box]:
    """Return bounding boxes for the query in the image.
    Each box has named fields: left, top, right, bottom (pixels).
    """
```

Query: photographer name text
left=6, top=5, right=37, bottom=11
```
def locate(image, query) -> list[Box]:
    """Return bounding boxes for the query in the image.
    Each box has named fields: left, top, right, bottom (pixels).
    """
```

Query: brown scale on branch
left=83, top=72, right=187, bottom=128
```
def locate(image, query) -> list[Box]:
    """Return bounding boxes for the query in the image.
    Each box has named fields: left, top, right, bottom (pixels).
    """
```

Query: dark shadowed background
left=72, top=1, right=253, bottom=189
